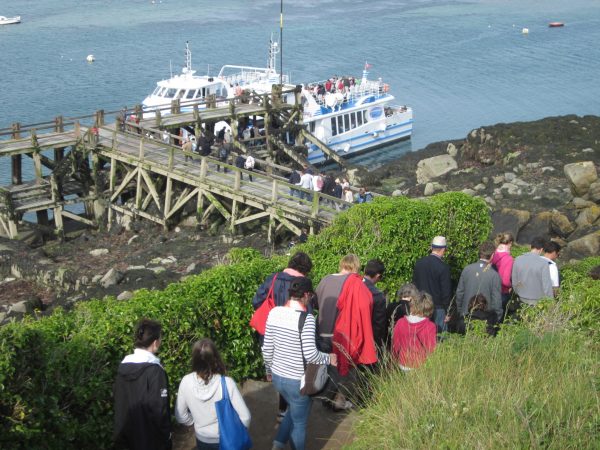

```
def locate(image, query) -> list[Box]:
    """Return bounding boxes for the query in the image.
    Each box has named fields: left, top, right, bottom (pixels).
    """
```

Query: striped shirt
left=262, top=304, right=330, bottom=380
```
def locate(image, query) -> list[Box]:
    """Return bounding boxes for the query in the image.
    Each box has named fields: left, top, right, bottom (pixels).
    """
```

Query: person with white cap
left=412, top=236, right=452, bottom=334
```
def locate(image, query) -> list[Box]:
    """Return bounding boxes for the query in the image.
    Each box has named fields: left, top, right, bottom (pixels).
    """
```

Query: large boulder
left=551, top=211, right=575, bottom=238
left=575, top=205, right=600, bottom=229
left=491, top=208, right=531, bottom=238
left=561, top=230, right=600, bottom=261
left=416, top=155, right=457, bottom=184
left=588, top=180, right=600, bottom=203
left=517, top=211, right=553, bottom=245
left=564, top=161, right=598, bottom=196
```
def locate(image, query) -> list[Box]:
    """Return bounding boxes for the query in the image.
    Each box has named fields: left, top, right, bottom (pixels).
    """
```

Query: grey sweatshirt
left=175, top=373, right=251, bottom=444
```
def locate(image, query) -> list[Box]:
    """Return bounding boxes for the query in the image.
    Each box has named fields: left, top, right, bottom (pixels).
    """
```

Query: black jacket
left=412, top=254, right=452, bottom=309
left=113, top=362, right=172, bottom=450
left=252, top=271, right=304, bottom=310
left=363, top=277, right=387, bottom=348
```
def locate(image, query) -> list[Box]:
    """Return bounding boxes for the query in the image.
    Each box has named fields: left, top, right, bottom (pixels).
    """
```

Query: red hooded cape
left=333, top=273, right=377, bottom=376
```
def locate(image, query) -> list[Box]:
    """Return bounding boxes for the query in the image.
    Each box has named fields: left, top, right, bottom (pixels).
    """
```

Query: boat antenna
left=184, top=41, right=192, bottom=73
left=279, top=0, right=283, bottom=86
left=169, top=59, right=173, bottom=78
left=268, top=33, right=279, bottom=72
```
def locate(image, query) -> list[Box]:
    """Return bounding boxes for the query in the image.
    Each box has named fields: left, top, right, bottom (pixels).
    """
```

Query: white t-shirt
left=541, top=256, right=560, bottom=287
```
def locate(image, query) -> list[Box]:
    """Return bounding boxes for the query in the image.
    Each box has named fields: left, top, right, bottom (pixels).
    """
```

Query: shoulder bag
left=215, top=376, right=253, bottom=450
left=249, top=274, right=278, bottom=335
left=298, top=312, right=329, bottom=396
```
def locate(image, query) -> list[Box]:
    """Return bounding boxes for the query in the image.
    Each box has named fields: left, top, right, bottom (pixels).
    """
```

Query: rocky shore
left=363, top=114, right=600, bottom=260
left=1, top=114, right=598, bottom=324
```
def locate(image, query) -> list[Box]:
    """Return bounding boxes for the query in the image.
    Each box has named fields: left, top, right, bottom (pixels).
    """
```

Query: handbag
left=249, top=274, right=278, bottom=335
left=215, top=376, right=253, bottom=450
left=298, top=312, right=329, bottom=396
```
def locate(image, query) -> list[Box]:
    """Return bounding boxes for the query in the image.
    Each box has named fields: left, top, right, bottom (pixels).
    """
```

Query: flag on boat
left=364, top=62, right=372, bottom=70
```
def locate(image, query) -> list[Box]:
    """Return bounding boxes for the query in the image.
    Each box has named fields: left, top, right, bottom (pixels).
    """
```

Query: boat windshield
left=165, top=88, right=177, bottom=98
left=186, top=89, right=197, bottom=99
left=152, top=86, right=161, bottom=95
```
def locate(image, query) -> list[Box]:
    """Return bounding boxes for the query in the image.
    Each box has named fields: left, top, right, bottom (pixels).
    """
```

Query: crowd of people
left=288, top=166, right=373, bottom=205
left=112, top=232, right=561, bottom=450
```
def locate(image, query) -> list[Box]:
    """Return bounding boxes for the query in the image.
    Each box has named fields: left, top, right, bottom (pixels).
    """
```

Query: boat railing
left=305, top=79, right=389, bottom=108
left=218, top=65, right=289, bottom=87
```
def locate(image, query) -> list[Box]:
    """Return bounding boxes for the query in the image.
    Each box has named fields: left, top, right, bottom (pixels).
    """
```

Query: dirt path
left=172, top=380, right=357, bottom=449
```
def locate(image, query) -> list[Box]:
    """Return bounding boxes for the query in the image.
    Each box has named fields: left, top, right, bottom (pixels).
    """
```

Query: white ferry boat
left=141, top=40, right=288, bottom=115
left=141, top=41, right=413, bottom=164
left=0, top=15, right=21, bottom=25
left=300, top=66, right=413, bottom=164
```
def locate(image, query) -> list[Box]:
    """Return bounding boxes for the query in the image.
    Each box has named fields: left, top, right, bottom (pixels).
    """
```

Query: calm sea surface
left=1, top=0, right=599, bottom=180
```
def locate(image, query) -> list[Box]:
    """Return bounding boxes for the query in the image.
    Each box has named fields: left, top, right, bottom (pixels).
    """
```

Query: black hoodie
left=113, top=359, right=171, bottom=450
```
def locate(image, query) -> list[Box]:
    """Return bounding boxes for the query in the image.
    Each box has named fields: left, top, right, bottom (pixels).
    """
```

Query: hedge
left=0, top=192, right=491, bottom=448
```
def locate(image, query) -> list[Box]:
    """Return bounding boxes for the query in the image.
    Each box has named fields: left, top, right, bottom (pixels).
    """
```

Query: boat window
left=201, top=88, right=206, bottom=98
left=157, top=87, right=166, bottom=97
left=331, top=118, right=337, bottom=136
left=152, top=87, right=160, bottom=96
left=350, top=112, right=356, bottom=129
left=337, top=116, right=344, bottom=133
left=186, top=89, right=196, bottom=99
left=344, top=114, right=350, bottom=131
left=357, top=110, right=363, bottom=126
left=309, top=122, right=315, bottom=133
left=363, top=110, right=368, bottom=123
left=176, top=90, right=185, bottom=99
left=165, top=88, right=177, bottom=98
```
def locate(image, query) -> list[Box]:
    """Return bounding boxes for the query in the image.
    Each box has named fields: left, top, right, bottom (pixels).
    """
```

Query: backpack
left=315, top=176, right=324, bottom=190
left=289, top=171, right=300, bottom=184
left=219, top=147, right=228, bottom=160
left=244, top=156, right=255, bottom=169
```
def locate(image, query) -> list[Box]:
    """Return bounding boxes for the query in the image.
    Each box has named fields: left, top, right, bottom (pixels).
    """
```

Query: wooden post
left=95, top=109, right=105, bottom=126
left=155, top=109, right=162, bottom=128
left=11, top=123, right=22, bottom=185
left=196, top=188, right=204, bottom=224
left=230, top=200, right=238, bottom=233
left=108, top=156, right=116, bottom=229
left=200, top=157, right=207, bottom=180
left=54, top=115, right=65, bottom=162
left=50, top=175, right=64, bottom=240
left=136, top=139, right=144, bottom=209
left=171, top=99, right=180, bottom=115
left=168, top=147, right=174, bottom=170
left=135, top=105, right=143, bottom=121
left=164, top=176, right=173, bottom=220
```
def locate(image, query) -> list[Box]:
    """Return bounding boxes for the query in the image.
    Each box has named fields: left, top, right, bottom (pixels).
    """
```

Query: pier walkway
left=0, top=91, right=349, bottom=242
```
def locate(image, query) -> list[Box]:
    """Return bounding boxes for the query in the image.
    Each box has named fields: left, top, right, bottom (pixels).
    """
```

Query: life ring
left=383, top=84, right=389, bottom=93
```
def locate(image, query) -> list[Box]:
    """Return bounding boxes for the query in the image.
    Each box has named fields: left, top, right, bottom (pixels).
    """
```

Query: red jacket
left=333, top=273, right=377, bottom=375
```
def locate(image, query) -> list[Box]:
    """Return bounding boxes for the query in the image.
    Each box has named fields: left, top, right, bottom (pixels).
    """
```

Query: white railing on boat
left=305, top=79, right=389, bottom=108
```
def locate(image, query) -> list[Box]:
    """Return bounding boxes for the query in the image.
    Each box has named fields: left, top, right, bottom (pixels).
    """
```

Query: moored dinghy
left=0, top=15, right=21, bottom=25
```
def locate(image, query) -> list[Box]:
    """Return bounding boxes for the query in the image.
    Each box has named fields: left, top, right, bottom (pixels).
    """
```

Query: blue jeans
left=196, top=439, right=219, bottom=450
left=272, top=373, right=312, bottom=450
left=433, top=308, right=447, bottom=333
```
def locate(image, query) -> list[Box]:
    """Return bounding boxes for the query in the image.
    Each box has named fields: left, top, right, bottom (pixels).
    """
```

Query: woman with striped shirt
left=262, top=277, right=337, bottom=450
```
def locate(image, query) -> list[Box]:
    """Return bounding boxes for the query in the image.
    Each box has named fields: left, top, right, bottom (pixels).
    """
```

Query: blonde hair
left=411, top=292, right=434, bottom=318
left=495, top=232, right=514, bottom=247
left=339, top=254, right=360, bottom=273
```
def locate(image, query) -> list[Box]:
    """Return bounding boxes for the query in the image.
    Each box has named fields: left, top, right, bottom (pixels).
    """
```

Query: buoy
left=549, top=22, right=564, bottom=28
left=522, top=28, right=529, bottom=34
left=86, top=54, right=95, bottom=63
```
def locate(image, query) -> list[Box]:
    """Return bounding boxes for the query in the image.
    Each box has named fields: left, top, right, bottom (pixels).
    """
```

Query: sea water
left=1, top=0, right=599, bottom=182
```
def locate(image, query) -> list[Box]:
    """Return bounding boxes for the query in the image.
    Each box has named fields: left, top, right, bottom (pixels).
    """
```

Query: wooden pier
left=0, top=87, right=351, bottom=242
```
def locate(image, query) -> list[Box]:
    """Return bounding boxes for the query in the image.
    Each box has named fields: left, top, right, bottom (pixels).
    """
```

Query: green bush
left=0, top=252, right=281, bottom=449
left=300, top=193, right=491, bottom=291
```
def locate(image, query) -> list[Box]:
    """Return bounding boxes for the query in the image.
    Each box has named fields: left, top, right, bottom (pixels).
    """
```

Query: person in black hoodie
left=113, top=319, right=172, bottom=450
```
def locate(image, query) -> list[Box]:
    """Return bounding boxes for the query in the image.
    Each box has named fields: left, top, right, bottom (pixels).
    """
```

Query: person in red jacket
left=392, top=292, right=437, bottom=370
left=316, top=254, right=376, bottom=411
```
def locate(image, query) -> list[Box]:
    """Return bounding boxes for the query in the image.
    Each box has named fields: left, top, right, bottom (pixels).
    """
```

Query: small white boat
left=0, top=15, right=21, bottom=25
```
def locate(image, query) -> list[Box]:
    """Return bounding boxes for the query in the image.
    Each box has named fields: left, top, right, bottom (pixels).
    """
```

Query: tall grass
left=349, top=326, right=599, bottom=449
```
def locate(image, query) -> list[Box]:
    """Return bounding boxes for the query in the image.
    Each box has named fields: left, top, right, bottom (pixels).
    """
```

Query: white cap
left=431, top=236, right=447, bottom=248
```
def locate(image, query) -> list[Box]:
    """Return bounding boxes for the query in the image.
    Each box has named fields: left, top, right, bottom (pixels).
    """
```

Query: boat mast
left=279, top=0, right=283, bottom=86
left=184, top=41, right=192, bottom=73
